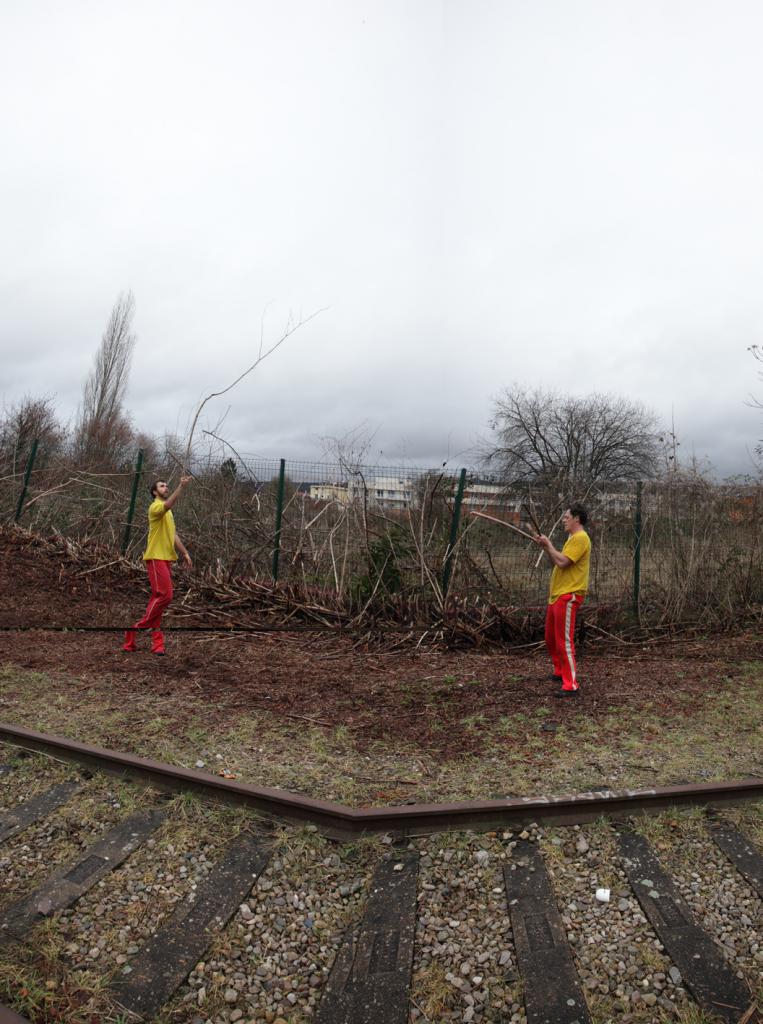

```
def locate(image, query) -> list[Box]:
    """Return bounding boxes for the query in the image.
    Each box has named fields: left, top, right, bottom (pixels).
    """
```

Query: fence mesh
left=3, top=443, right=763, bottom=625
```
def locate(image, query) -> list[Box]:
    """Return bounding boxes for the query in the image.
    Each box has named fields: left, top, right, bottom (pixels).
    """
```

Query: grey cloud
left=2, top=1, right=762, bottom=479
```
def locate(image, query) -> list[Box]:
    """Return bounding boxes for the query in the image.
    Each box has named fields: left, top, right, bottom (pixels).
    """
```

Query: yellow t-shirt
left=548, top=529, right=591, bottom=604
left=143, top=499, right=177, bottom=562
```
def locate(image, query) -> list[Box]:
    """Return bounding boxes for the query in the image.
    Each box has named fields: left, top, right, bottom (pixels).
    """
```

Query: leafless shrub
left=0, top=395, right=64, bottom=475
left=4, top=436, right=763, bottom=634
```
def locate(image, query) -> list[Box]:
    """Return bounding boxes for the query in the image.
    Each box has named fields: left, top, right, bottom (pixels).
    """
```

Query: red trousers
left=545, top=593, right=583, bottom=691
left=123, top=560, right=173, bottom=654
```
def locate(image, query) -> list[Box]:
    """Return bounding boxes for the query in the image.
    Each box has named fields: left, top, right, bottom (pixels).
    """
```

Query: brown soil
left=0, top=528, right=760, bottom=759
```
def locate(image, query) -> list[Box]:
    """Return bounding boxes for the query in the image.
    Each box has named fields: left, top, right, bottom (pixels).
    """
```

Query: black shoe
left=152, top=651, right=166, bottom=657
left=553, top=688, right=579, bottom=698
left=548, top=674, right=562, bottom=682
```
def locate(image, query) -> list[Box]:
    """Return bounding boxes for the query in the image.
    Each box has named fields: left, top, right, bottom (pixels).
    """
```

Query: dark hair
left=149, top=480, right=164, bottom=498
left=568, top=503, right=588, bottom=526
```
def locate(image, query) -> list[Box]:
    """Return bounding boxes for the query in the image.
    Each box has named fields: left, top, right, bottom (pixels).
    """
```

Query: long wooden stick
left=534, top=511, right=564, bottom=567
left=525, top=491, right=543, bottom=534
left=469, top=510, right=537, bottom=541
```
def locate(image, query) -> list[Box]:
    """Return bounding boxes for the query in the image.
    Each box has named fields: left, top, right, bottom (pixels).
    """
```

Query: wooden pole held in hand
left=469, top=510, right=537, bottom=541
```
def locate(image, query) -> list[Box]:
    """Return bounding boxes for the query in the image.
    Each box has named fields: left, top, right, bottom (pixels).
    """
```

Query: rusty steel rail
left=1, top=722, right=761, bottom=840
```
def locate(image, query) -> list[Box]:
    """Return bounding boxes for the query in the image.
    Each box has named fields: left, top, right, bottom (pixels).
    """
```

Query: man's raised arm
left=162, top=475, right=193, bottom=511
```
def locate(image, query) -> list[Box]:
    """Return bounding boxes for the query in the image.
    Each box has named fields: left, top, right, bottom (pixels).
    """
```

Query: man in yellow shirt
left=122, top=476, right=193, bottom=655
left=533, top=504, right=591, bottom=697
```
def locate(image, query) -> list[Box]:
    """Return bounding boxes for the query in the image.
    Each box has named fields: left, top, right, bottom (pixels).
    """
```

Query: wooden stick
left=534, top=510, right=564, bottom=567
left=469, top=510, right=537, bottom=541
left=525, top=492, right=543, bottom=534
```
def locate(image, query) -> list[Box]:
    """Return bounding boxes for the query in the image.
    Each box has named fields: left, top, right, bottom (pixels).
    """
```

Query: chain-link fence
left=3, top=441, right=763, bottom=625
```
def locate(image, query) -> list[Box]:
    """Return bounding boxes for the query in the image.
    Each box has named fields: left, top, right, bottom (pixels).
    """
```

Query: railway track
left=0, top=731, right=761, bottom=1023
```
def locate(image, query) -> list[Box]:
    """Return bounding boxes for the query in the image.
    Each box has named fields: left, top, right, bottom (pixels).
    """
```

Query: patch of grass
left=460, top=712, right=487, bottom=729
left=589, top=992, right=632, bottom=1023
left=411, top=961, right=457, bottom=1019
left=538, top=832, right=567, bottom=869
left=672, top=1007, right=725, bottom=1024
left=0, top=939, right=126, bottom=1023
left=331, top=724, right=352, bottom=746
left=633, top=807, right=706, bottom=846
left=639, top=939, right=667, bottom=972
left=0, top=658, right=761, bottom=808
left=163, top=790, right=259, bottom=835
left=716, top=800, right=763, bottom=847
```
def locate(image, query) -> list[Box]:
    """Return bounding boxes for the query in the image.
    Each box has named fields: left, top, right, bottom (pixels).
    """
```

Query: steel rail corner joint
left=0, top=721, right=761, bottom=841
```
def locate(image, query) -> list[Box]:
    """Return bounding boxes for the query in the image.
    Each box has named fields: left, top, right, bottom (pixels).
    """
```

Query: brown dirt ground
left=0, top=527, right=761, bottom=760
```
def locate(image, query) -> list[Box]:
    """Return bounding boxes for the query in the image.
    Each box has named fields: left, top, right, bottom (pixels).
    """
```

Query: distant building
left=307, top=475, right=414, bottom=509
left=308, top=482, right=350, bottom=504
left=370, top=476, right=413, bottom=509
left=462, top=478, right=522, bottom=523
left=592, top=489, right=637, bottom=515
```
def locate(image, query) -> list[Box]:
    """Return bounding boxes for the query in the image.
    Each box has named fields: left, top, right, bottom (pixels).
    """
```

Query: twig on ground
left=75, top=559, right=122, bottom=577
left=253, top=708, right=334, bottom=728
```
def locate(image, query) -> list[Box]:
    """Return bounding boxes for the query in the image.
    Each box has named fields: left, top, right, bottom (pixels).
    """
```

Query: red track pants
left=545, top=593, right=583, bottom=691
left=122, top=560, right=173, bottom=654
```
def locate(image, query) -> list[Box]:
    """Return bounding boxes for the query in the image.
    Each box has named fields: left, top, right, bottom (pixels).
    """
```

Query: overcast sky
left=2, top=0, right=762, bottom=477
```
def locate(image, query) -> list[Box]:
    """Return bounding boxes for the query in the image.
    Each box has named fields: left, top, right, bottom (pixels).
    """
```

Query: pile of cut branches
left=3, top=524, right=758, bottom=650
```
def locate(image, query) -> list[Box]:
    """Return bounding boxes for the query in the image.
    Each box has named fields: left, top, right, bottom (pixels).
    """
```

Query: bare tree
left=75, top=291, right=137, bottom=467
left=486, top=385, right=661, bottom=486
left=0, top=395, right=64, bottom=474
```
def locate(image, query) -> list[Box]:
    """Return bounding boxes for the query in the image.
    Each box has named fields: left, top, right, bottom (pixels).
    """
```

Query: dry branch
left=469, top=510, right=537, bottom=541
left=184, top=308, right=326, bottom=467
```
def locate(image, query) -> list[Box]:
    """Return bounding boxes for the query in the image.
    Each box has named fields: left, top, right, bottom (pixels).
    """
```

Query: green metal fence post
left=442, top=468, right=467, bottom=597
left=121, top=449, right=145, bottom=555
left=14, top=439, right=39, bottom=523
left=633, top=480, right=643, bottom=617
left=271, top=458, right=286, bottom=582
